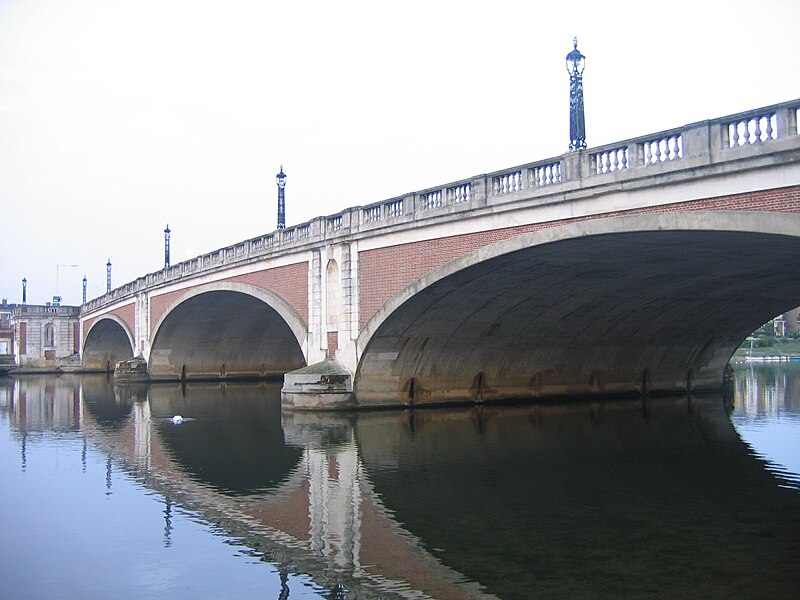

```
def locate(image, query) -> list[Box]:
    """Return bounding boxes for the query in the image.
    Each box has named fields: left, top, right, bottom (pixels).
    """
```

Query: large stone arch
left=83, top=315, right=135, bottom=372
left=149, top=282, right=307, bottom=381
left=354, top=211, right=800, bottom=407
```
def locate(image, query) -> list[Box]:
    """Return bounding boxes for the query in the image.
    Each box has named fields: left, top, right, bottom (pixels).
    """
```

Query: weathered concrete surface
left=282, top=358, right=356, bottom=410
left=354, top=212, right=800, bottom=407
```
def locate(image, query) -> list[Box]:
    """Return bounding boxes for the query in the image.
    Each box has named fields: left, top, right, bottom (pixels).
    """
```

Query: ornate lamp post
left=276, top=166, right=286, bottom=230
left=22, top=277, right=27, bottom=304
left=566, top=37, right=586, bottom=151
left=82, top=276, right=87, bottom=304
left=106, top=259, right=112, bottom=293
left=164, top=224, right=171, bottom=269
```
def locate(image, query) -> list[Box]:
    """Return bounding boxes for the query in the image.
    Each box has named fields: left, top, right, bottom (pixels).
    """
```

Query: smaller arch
left=82, top=315, right=135, bottom=372
left=471, top=372, right=487, bottom=403
left=148, top=281, right=308, bottom=381
left=529, top=372, right=544, bottom=397
left=151, top=281, right=307, bottom=352
left=640, top=368, right=650, bottom=398
left=403, top=377, right=417, bottom=405
left=589, top=370, right=604, bottom=393
left=83, top=314, right=135, bottom=353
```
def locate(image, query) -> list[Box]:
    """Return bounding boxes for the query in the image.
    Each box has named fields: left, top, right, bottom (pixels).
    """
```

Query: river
left=1, top=363, right=799, bottom=599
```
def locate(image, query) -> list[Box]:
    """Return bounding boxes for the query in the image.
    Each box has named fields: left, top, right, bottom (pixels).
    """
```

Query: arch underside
left=149, top=290, right=306, bottom=381
left=83, top=318, right=134, bottom=372
left=355, top=228, right=800, bottom=406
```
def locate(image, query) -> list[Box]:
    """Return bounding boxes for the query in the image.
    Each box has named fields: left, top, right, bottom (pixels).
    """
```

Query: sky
left=1, top=0, right=799, bottom=306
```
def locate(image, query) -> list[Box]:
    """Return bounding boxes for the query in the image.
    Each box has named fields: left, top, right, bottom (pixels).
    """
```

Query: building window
left=44, top=323, right=55, bottom=348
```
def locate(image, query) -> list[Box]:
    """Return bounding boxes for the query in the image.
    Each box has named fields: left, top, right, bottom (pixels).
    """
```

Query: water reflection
left=1, top=372, right=799, bottom=599
left=732, top=362, right=800, bottom=489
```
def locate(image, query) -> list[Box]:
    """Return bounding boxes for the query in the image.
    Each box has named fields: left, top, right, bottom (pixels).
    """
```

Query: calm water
left=1, top=365, right=799, bottom=599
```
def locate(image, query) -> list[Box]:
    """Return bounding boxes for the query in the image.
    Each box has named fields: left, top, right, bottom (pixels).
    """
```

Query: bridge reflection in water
left=3, top=374, right=800, bottom=598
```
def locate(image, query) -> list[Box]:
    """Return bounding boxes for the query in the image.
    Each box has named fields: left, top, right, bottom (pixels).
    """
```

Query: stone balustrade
left=83, top=99, right=800, bottom=313
left=14, top=305, right=80, bottom=317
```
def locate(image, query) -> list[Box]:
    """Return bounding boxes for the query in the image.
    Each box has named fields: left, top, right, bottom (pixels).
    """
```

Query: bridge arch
left=148, top=282, right=307, bottom=381
left=355, top=211, right=800, bottom=406
left=83, top=315, right=135, bottom=372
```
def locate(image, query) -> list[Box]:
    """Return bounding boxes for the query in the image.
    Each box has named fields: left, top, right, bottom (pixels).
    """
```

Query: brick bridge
left=81, top=99, right=800, bottom=407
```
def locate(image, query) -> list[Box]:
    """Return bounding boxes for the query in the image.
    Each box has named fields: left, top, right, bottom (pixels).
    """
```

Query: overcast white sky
left=1, top=0, right=799, bottom=306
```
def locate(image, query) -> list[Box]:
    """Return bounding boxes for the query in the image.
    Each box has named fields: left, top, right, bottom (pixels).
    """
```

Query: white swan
left=171, top=415, right=184, bottom=424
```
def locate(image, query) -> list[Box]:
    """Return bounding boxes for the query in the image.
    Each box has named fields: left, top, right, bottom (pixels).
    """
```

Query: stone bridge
left=80, top=99, right=800, bottom=407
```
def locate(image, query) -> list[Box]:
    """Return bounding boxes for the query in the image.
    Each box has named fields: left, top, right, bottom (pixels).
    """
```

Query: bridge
left=80, top=99, right=800, bottom=408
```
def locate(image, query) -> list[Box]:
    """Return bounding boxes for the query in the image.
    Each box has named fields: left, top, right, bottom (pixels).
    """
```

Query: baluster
left=609, top=150, right=618, bottom=172
left=765, top=114, right=774, bottom=140
left=753, top=116, right=762, bottom=143
left=730, top=122, right=739, bottom=147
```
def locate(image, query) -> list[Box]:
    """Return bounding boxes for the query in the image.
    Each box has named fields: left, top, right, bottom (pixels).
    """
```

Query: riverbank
left=731, top=338, right=800, bottom=361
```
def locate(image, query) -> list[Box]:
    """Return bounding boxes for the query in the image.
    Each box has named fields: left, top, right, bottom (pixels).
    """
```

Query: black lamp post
left=82, top=276, right=87, bottom=304
left=164, top=224, right=171, bottom=269
left=106, top=260, right=112, bottom=293
left=22, top=277, right=27, bottom=304
left=276, top=166, right=286, bottom=230
left=566, top=37, right=586, bottom=151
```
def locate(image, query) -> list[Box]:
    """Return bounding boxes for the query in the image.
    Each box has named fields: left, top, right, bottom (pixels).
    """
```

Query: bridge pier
left=281, top=358, right=356, bottom=410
